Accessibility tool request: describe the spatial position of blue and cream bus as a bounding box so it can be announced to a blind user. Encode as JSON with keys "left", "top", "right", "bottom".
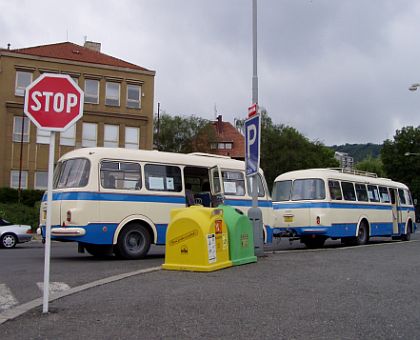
{"left": 38, "top": 147, "right": 273, "bottom": 259}
{"left": 270, "top": 168, "right": 416, "bottom": 248}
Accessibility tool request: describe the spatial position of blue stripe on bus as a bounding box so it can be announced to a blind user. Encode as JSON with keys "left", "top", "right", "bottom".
{"left": 44, "top": 191, "right": 273, "bottom": 207}
{"left": 44, "top": 191, "right": 186, "bottom": 204}
{"left": 268, "top": 221, "right": 404, "bottom": 239}
{"left": 224, "top": 199, "right": 272, "bottom": 207}
{"left": 271, "top": 202, "right": 413, "bottom": 211}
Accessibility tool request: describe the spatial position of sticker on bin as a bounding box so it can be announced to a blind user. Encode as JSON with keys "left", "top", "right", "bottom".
{"left": 215, "top": 220, "right": 223, "bottom": 234}
{"left": 207, "top": 234, "right": 216, "bottom": 263}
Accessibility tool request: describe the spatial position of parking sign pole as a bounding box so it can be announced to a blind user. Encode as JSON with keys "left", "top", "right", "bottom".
{"left": 42, "top": 131, "right": 55, "bottom": 313}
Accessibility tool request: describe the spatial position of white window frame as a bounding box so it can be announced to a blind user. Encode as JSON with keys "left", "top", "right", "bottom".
{"left": 127, "top": 84, "right": 141, "bottom": 109}
{"left": 105, "top": 82, "right": 120, "bottom": 106}
{"left": 10, "top": 170, "right": 28, "bottom": 189}
{"left": 35, "top": 171, "right": 48, "bottom": 190}
{"left": 15, "top": 71, "right": 33, "bottom": 96}
{"left": 125, "top": 126, "right": 139, "bottom": 149}
{"left": 13, "top": 116, "right": 30, "bottom": 143}
{"left": 60, "top": 124, "right": 76, "bottom": 146}
{"left": 36, "top": 128, "right": 51, "bottom": 144}
{"left": 104, "top": 124, "right": 119, "bottom": 148}
{"left": 82, "top": 122, "right": 98, "bottom": 147}
{"left": 84, "top": 79, "right": 99, "bottom": 104}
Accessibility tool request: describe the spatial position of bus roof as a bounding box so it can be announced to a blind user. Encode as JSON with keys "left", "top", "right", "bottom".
{"left": 57, "top": 147, "right": 258, "bottom": 173}
{"left": 274, "top": 168, "right": 408, "bottom": 189}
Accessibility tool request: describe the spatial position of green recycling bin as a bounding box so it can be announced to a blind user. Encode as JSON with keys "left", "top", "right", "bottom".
{"left": 219, "top": 205, "right": 257, "bottom": 266}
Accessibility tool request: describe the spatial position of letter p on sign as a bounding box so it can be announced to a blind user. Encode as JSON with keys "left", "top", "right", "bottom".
{"left": 245, "top": 114, "right": 261, "bottom": 177}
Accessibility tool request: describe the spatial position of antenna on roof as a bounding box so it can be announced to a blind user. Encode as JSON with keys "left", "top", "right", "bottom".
{"left": 214, "top": 103, "right": 217, "bottom": 120}
{"left": 83, "top": 35, "right": 87, "bottom": 43}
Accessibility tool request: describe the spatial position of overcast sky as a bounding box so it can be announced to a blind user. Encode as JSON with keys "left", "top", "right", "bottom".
{"left": 1, "top": 0, "right": 420, "bottom": 145}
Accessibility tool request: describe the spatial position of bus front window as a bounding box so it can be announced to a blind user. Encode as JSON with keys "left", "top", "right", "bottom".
{"left": 55, "top": 158, "right": 91, "bottom": 189}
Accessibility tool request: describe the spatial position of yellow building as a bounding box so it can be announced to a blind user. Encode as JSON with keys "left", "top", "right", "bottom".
{"left": 0, "top": 41, "right": 155, "bottom": 189}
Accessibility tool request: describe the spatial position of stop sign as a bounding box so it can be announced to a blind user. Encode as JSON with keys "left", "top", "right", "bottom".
{"left": 24, "top": 73, "right": 84, "bottom": 131}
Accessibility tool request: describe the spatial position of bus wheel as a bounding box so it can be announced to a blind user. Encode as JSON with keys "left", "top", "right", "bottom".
{"left": 356, "top": 222, "right": 369, "bottom": 245}
{"left": 302, "top": 236, "right": 326, "bottom": 249}
{"left": 115, "top": 223, "right": 151, "bottom": 260}
{"left": 84, "top": 244, "right": 113, "bottom": 257}
{"left": 401, "top": 225, "right": 412, "bottom": 241}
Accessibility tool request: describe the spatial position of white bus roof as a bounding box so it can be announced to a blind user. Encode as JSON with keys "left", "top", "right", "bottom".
{"left": 274, "top": 168, "right": 408, "bottom": 189}
{"left": 58, "top": 147, "right": 259, "bottom": 173}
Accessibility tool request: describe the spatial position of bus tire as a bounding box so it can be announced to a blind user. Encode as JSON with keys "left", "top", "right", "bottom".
{"left": 84, "top": 244, "right": 113, "bottom": 257}
{"left": 401, "top": 224, "right": 412, "bottom": 241}
{"left": 302, "top": 236, "right": 326, "bottom": 249}
{"left": 356, "top": 221, "right": 369, "bottom": 245}
{"left": 115, "top": 223, "right": 151, "bottom": 260}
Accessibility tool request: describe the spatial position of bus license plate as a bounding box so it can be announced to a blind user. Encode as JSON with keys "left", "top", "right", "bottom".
{"left": 284, "top": 216, "right": 293, "bottom": 223}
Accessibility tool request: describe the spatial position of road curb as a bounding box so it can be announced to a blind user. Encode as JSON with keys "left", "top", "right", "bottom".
{"left": 0, "top": 266, "right": 161, "bottom": 325}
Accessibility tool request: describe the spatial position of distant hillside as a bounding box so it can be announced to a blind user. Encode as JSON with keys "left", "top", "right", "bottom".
{"left": 330, "top": 143, "right": 382, "bottom": 163}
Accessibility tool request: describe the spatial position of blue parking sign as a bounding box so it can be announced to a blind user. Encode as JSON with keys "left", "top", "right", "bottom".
{"left": 245, "top": 114, "right": 261, "bottom": 176}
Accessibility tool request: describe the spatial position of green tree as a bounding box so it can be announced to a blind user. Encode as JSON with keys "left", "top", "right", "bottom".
{"left": 381, "top": 126, "right": 420, "bottom": 201}
{"left": 355, "top": 156, "right": 385, "bottom": 177}
{"left": 154, "top": 113, "right": 215, "bottom": 153}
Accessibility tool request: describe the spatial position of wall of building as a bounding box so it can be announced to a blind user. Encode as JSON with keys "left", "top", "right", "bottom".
{"left": 0, "top": 50, "right": 155, "bottom": 189}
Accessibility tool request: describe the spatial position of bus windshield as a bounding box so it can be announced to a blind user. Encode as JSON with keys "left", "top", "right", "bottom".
{"left": 54, "top": 158, "right": 90, "bottom": 189}
{"left": 291, "top": 178, "right": 325, "bottom": 200}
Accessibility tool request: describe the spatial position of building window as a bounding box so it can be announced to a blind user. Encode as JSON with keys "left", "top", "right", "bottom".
{"left": 35, "top": 172, "right": 48, "bottom": 190}
{"left": 10, "top": 170, "right": 27, "bottom": 189}
{"left": 60, "top": 124, "right": 76, "bottom": 146}
{"left": 13, "top": 116, "right": 30, "bottom": 143}
{"left": 127, "top": 84, "right": 141, "bottom": 109}
{"left": 82, "top": 123, "right": 97, "bottom": 147}
{"left": 104, "top": 124, "right": 119, "bottom": 148}
{"left": 218, "top": 143, "right": 225, "bottom": 149}
{"left": 84, "top": 79, "right": 99, "bottom": 104}
{"left": 15, "top": 71, "right": 33, "bottom": 96}
{"left": 210, "top": 143, "right": 217, "bottom": 150}
{"left": 37, "top": 128, "right": 51, "bottom": 144}
{"left": 106, "top": 82, "right": 120, "bottom": 106}
{"left": 125, "top": 127, "right": 139, "bottom": 149}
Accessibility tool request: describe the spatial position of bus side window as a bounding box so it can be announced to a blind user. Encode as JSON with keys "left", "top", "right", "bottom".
{"left": 247, "top": 174, "right": 266, "bottom": 198}
{"left": 390, "top": 188, "right": 396, "bottom": 204}
{"left": 355, "top": 183, "right": 368, "bottom": 202}
{"left": 341, "top": 181, "right": 356, "bottom": 201}
{"left": 328, "top": 180, "right": 342, "bottom": 200}
{"left": 367, "top": 185, "right": 380, "bottom": 202}
{"left": 398, "top": 189, "right": 407, "bottom": 205}
{"left": 378, "top": 186, "right": 390, "bottom": 203}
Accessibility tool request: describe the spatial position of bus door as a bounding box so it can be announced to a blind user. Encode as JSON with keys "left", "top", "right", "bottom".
{"left": 390, "top": 188, "right": 400, "bottom": 234}
{"left": 209, "top": 165, "right": 224, "bottom": 207}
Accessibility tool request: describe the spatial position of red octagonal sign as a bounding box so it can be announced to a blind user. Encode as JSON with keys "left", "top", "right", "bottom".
{"left": 24, "top": 73, "right": 84, "bottom": 131}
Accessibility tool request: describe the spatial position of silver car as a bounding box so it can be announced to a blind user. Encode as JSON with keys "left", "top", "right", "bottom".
{"left": 0, "top": 218, "right": 32, "bottom": 248}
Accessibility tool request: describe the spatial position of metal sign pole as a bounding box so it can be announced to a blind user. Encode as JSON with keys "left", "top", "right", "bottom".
{"left": 42, "top": 131, "right": 55, "bottom": 313}
{"left": 248, "top": 0, "right": 264, "bottom": 256}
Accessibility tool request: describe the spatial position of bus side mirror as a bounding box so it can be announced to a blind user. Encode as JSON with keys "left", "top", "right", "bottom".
{"left": 414, "top": 198, "right": 418, "bottom": 205}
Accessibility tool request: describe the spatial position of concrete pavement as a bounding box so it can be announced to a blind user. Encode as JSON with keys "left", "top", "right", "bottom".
{"left": 1, "top": 240, "right": 420, "bottom": 339}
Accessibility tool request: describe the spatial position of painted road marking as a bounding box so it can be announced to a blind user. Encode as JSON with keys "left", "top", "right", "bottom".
{"left": 37, "top": 282, "right": 71, "bottom": 294}
{"left": 0, "top": 284, "right": 18, "bottom": 312}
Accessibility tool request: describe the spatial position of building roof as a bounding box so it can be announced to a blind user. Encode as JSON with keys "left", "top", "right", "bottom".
{"left": 7, "top": 42, "right": 152, "bottom": 72}
{"left": 212, "top": 116, "right": 245, "bottom": 159}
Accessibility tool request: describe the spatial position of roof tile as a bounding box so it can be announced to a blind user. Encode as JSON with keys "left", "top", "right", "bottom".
{"left": 9, "top": 42, "right": 151, "bottom": 72}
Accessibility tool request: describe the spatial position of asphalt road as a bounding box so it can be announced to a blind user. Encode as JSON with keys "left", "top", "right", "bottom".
{"left": 1, "top": 235, "right": 420, "bottom": 339}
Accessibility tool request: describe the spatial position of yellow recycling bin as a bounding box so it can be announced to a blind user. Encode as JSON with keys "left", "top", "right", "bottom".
{"left": 162, "top": 206, "right": 232, "bottom": 272}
